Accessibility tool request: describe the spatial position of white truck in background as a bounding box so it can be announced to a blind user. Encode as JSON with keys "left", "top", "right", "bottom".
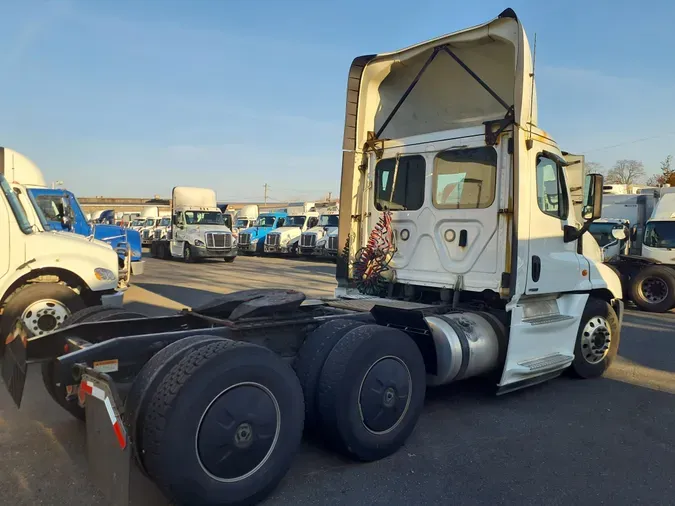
{"left": 150, "top": 186, "right": 237, "bottom": 262}
{"left": 299, "top": 210, "right": 339, "bottom": 258}
{"left": 580, "top": 186, "right": 675, "bottom": 312}
{"left": 234, "top": 204, "right": 259, "bottom": 231}
{"left": 0, "top": 170, "right": 123, "bottom": 349}
{"left": 264, "top": 202, "right": 319, "bottom": 255}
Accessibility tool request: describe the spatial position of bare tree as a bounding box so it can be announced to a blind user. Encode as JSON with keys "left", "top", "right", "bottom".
{"left": 645, "top": 155, "right": 673, "bottom": 186}
{"left": 605, "top": 159, "right": 645, "bottom": 184}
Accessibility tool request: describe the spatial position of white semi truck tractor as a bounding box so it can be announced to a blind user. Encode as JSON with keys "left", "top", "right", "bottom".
{"left": 150, "top": 186, "right": 237, "bottom": 262}
{"left": 0, "top": 171, "right": 124, "bottom": 352}
{"left": 5, "top": 9, "right": 623, "bottom": 506}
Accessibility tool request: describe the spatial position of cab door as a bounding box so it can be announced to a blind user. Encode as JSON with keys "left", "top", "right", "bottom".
{"left": 525, "top": 147, "right": 587, "bottom": 295}
{"left": 170, "top": 212, "right": 185, "bottom": 257}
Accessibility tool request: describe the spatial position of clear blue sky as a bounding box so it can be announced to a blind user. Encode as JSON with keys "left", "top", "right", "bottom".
{"left": 1, "top": 0, "right": 673, "bottom": 200}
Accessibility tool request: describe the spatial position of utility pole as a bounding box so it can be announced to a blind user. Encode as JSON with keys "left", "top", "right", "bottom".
{"left": 263, "top": 183, "right": 269, "bottom": 204}
{"left": 327, "top": 191, "right": 332, "bottom": 201}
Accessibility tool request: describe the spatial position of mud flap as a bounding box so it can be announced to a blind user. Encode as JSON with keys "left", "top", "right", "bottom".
{"left": 80, "top": 370, "right": 132, "bottom": 506}
{"left": 2, "top": 319, "right": 29, "bottom": 408}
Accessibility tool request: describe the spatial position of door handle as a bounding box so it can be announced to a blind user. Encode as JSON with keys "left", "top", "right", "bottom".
{"left": 531, "top": 256, "right": 541, "bottom": 282}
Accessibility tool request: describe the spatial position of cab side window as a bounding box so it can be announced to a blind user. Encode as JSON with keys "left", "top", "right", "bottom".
{"left": 276, "top": 217, "right": 285, "bottom": 227}
{"left": 536, "top": 155, "right": 568, "bottom": 219}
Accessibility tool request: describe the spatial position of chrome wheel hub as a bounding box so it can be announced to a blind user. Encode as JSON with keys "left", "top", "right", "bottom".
{"left": 21, "top": 299, "right": 70, "bottom": 336}
{"left": 580, "top": 316, "right": 611, "bottom": 365}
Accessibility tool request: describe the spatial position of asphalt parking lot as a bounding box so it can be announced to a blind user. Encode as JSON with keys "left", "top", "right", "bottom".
{"left": 1, "top": 255, "right": 674, "bottom": 506}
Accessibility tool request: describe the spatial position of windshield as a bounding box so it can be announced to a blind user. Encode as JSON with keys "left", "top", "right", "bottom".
{"left": 236, "top": 218, "right": 249, "bottom": 228}
{"left": 132, "top": 219, "right": 145, "bottom": 227}
{"left": 588, "top": 223, "right": 624, "bottom": 247}
{"left": 160, "top": 217, "right": 171, "bottom": 227}
{"left": 0, "top": 175, "right": 33, "bottom": 234}
{"left": 256, "top": 216, "right": 277, "bottom": 227}
{"left": 644, "top": 221, "right": 675, "bottom": 249}
{"left": 144, "top": 218, "right": 155, "bottom": 226}
{"left": 319, "top": 215, "right": 339, "bottom": 227}
{"left": 184, "top": 210, "right": 224, "bottom": 225}
{"left": 285, "top": 216, "right": 306, "bottom": 227}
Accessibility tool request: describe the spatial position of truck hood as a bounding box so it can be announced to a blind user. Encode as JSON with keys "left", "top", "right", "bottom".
{"left": 240, "top": 226, "right": 273, "bottom": 239}
{"left": 270, "top": 227, "right": 303, "bottom": 238}
{"left": 304, "top": 226, "right": 338, "bottom": 238}
{"left": 184, "top": 225, "right": 232, "bottom": 235}
{"left": 350, "top": 9, "right": 534, "bottom": 144}
{"left": 94, "top": 224, "right": 143, "bottom": 261}
{"left": 27, "top": 230, "right": 117, "bottom": 263}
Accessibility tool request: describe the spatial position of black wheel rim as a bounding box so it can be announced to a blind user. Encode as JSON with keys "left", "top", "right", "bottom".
{"left": 639, "top": 276, "right": 668, "bottom": 304}
{"left": 196, "top": 382, "right": 280, "bottom": 482}
{"left": 358, "top": 356, "right": 412, "bottom": 435}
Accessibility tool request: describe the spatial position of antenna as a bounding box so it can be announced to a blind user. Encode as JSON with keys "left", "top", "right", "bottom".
{"left": 527, "top": 33, "right": 537, "bottom": 148}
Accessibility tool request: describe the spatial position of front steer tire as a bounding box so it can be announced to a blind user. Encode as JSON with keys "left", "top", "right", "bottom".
{"left": 629, "top": 265, "right": 675, "bottom": 313}
{"left": 317, "top": 324, "right": 426, "bottom": 462}
{"left": 141, "top": 340, "right": 304, "bottom": 506}
{"left": 569, "top": 298, "right": 620, "bottom": 379}
{"left": 0, "top": 283, "right": 86, "bottom": 357}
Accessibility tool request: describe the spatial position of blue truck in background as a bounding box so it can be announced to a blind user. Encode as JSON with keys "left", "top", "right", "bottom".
{"left": 27, "top": 188, "right": 144, "bottom": 275}
{"left": 236, "top": 211, "right": 288, "bottom": 255}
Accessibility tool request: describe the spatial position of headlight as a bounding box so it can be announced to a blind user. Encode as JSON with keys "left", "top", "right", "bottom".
{"left": 251, "top": 238, "right": 259, "bottom": 244}
{"left": 194, "top": 239, "right": 205, "bottom": 247}
{"left": 94, "top": 268, "right": 116, "bottom": 281}
{"left": 281, "top": 237, "right": 290, "bottom": 245}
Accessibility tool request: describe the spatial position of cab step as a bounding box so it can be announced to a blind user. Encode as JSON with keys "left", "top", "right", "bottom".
{"left": 517, "top": 352, "right": 574, "bottom": 372}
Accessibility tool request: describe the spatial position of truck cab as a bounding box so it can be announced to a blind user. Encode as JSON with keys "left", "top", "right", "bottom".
{"left": 264, "top": 205, "right": 319, "bottom": 255}
{"left": 335, "top": 8, "right": 622, "bottom": 388}
{"left": 237, "top": 212, "right": 288, "bottom": 255}
{"left": 149, "top": 187, "right": 237, "bottom": 263}
{"left": 0, "top": 172, "right": 123, "bottom": 344}
{"left": 1, "top": 148, "right": 144, "bottom": 276}
{"left": 299, "top": 212, "right": 339, "bottom": 256}
{"left": 588, "top": 219, "right": 631, "bottom": 262}
{"left": 153, "top": 216, "right": 172, "bottom": 241}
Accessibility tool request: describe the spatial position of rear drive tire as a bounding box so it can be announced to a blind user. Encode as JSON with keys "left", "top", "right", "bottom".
{"left": 141, "top": 340, "right": 304, "bottom": 506}
{"left": 41, "top": 308, "right": 147, "bottom": 420}
{"left": 569, "top": 298, "right": 620, "bottom": 379}
{"left": 294, "top": 319, "right": 367, "bottom": 431}
{"left": 124, "top": 334, "right": 228, "bottom": 473}
{"left": 629, "top": 265, "right": 675, "bottom": 313}
{"left": 317, "top": 324, "right": 426, "bottom": 462}
{"left": 0, "top": 283, "right": 85, "bottom": 356}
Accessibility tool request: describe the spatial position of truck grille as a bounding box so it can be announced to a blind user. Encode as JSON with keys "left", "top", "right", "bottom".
{"left": 266, "top": 233, "right": 280, "bottom": 246}
{"left": 300, "top": 233, "right": 316, "bottom": 248}
{"left": 154, "top": 229, "right": 162, "bottom": 239}
{"left": 327, "top": 236, "right": 338, "bottom": 252}
{"left": 239, "top": 232, "right": 251, "bottom": 245}
{"left": 143, "top": 230, "right": 151, "bottom": 240}
{"left": 206, "top": 232, "right": 232, "bottom": 249}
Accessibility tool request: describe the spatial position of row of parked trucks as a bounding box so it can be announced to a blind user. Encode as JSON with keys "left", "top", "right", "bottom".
{"left": 0, "top": 9, "right": 642, "bottom": 506}
{"left": 145, "top": 194, "right": 341, "bottom": 263}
